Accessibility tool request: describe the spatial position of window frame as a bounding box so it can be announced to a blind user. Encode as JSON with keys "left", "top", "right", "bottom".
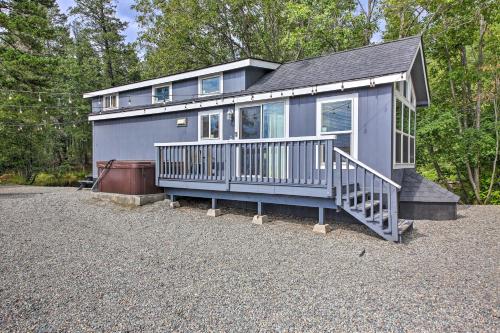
{"left": 198, "top": 73, "right": 223, "bottom": 97}
{"left": 234, "top": 99, "right": 290, "bottom": 140}
{"left": 151, "top": 83, "right": 172, "bottom": 104}
{"left": 393, "top": 78, "right": 417, "bottom": 169}
{"left": 103, "top": 93, "right": 119, "bottom": 110}
{"left": 198, "top": 109, "right": 223, "bottom": 141}
{"left": 316, "top": 93, "right": 358, "bottom": 159}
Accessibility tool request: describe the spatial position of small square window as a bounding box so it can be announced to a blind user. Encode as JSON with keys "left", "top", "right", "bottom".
{"left": 153, "top": 85, "right": 170, "bottom": 103}
{"left": 200, "top": 75, "right": 221, "bottom": 95}
{"left": 103, "top": 94, "right": 118, "bottom": 109}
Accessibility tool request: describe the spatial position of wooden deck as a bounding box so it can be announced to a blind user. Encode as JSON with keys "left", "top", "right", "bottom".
{"left": 154, "top": 137, "right": 404, "bottom": 241}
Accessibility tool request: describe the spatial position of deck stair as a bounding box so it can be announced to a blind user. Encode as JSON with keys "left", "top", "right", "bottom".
{"left": 334, "top": 148, "right": 413, "bottom": 242}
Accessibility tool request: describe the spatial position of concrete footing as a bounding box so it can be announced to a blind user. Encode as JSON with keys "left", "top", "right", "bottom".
{"left": 252, "top": 215, "right": 269, "bottom": 225}
{"left": 91, "top": 192, "right": 165, "bottom": 207}
{"left": 313, "top": 224, "right": 332, "bottom": 234}
{"left": 207, "top": 208, "right": 222, "bottom": 217}
{"left": 168, "top": 200, "right": 180, "bottom": 209}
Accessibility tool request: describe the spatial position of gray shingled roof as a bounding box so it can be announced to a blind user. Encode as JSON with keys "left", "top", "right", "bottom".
{"left": 400, "top": 169, "right": 460, "bottom": 203}
{"left": 246, "top": 36, "right": 422, "bottom": 93}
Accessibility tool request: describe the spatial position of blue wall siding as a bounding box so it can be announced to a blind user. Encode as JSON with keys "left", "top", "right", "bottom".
{"left": 119, "top": 87, "right": 151, "bottom": 108}
{"left": 288, "top": 85, "right": 393, "bottom": 177}
{"left": 92, "top": 106, "right": 234, "bottom": 177}
{"left": 289, "top": 94, "right": 316, "bottom": 137}
{"left": 357, "top": 85, "right": 393, "bottom": 177}
{"left": 90, "top": 67, "right": 270, "bottom": 111}
{"left": 92, "top": 85, "right": 393, "bottom": 178}
{"left": 91, "top": 87, "right": 152, "bottom": 112}
{"left": 172, "top": 78, "right": 198, "bottom": 102}
{"left": 91, "top": 97, "right": 100, "bottom": 113}
{"left": 223, "top": 69, "right": 246, "bottom": 93}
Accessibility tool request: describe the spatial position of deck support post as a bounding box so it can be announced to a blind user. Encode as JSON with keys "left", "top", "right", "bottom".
{"left": 313, "top": 207, "right": 332, "bottom": 234}
{"left": 252, "top": 201, "right": 268, "bottom": 225}
{"left": 318, "top": 207, "right": 324, "bottom": 225}
{"left": 168, "top": 194, "right": 180, "bottom": 209}
{"left": 207, "top": 198, "right": 222, "bottom": 217}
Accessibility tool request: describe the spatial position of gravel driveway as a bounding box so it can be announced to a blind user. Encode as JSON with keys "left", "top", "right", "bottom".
{"left": 0, "top": 186, "right": 498, "bottom": 332}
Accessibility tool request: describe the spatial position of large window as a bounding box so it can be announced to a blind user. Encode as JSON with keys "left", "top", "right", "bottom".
{"left": 198, "top": 110, "right": 222, "bottom": 140}
{"left": 238, "top": 101, "right": 286, "bottom": 139}
{"left": 103, "top": 94, "right": 118, "bottom": 110}
{"left": 152, "top": 84, "right": 171, "bottom": 103}
{"left": 316, "top": 94, "right": 357, "bottom": 157}
{"left": 394, "top": 78, "right": 416, "bottom": 167}
{"left": 199, "top": 74, "right": 222, "bottom": 96}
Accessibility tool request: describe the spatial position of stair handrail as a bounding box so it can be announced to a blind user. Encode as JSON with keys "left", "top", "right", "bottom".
{"left": 334, "top": 147, "right": 401, "bottom": 190}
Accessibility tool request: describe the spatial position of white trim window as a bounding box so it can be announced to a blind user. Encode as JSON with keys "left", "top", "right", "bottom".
{"left": 198, "top": 73, "right": 223, "bottom": 96}
{"left": 316, "top": 93, "right": 358, "bottom": 159}
{"left": 103, "top": 93, "right": 118, "bottom": 110}
{"left": 198, "top": 110, "right": 223, "bottom": 140}
{"left": 394, "top": 78, "right": 416, "bottom": 168}
{"left": 235, "top": 99, "right": 289, "bottom": 140}
{"left": 152, "top": 83, "right": 172, "bottom": 103}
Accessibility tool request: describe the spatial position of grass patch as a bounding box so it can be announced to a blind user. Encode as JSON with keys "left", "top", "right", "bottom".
{"left": 0, "top": 171, "right": 87, "bottom": 187}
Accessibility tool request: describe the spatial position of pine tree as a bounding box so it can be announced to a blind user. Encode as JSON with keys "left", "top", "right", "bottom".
{"left": 0, "top": 0, "right": 70, "bottom": 177}
{"left": 70, "top": 0, "right": 140, "bottom": 87}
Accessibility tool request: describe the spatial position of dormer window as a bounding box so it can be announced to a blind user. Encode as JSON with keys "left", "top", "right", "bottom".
{"left": 199, "top": 74, "right": 222, "bottom": 96}
{"left": 103, "top": 93, "right": 118, "bottom": 110}
{"left": 152, "top": 84, "right": 171, "bottom": 103}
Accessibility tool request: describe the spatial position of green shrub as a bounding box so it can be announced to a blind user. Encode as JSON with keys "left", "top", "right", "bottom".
{"left": 0, "top": 173, "right": 26, "bottom": 185}
{"left": 32, "top": 171, "right": 87, "bottom": 187}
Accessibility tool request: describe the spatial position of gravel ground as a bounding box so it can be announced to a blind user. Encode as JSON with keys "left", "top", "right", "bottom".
{"left": 0, "top": 186, "right": 498, "bottom": 332}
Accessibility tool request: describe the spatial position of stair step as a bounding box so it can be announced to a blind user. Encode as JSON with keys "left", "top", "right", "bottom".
{"left": 368, "top": 210, "right": 389, "bottom": 223}
{"left": 398, "top": 219, "right": 414, "bottom": 234}
{"left": 383, "top": 219, "right": 414, "bottom": 235}
{"left": 342, "top": 191, "right": 363, "bottom": 200}
{"left": 351, "top": 200, "right": 380, "bottom": 213}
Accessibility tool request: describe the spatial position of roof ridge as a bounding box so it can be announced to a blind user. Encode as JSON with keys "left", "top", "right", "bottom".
{"left": 279, "top": 35, "right": 422, "bottom": 66}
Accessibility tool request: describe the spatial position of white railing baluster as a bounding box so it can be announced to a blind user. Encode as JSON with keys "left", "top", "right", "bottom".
{"left": 354, "top": 165, "right": 358, "bottom": 208}
{"left": 379, "top": 179, "right": 384, "bottom": 225}
{"left": 361, "top": 169, "right": 366, "bottom": 216}
{"left": 370, "top": 173, "right": 374, "bottom": 220}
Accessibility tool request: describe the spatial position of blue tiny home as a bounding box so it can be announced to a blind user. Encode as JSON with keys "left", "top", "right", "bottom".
{"left": 85, "top": 36, "right": 459, "bottom": 242}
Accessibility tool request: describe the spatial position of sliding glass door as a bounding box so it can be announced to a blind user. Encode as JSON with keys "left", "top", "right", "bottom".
{"left": 237, "top": 101, "right": 287, "bottom": 179}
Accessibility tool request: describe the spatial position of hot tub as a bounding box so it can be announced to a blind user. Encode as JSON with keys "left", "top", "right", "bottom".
{"left": 96, "top": 160, "right": 161, "bottom": 195}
